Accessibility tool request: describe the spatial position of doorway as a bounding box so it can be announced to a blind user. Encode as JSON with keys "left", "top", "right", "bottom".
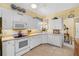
{"left": 0, "top": 17, "right": 2, "bottom": 56}
{"left": 63, "top": 18, "right": 75, "bottom": 48}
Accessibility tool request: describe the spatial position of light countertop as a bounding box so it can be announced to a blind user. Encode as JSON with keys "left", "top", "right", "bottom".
{"left": 2, "top": 32, "right": 49, "bottom": 42}
{"left": 2, "top": 31, "right": 63, "bottom": 42}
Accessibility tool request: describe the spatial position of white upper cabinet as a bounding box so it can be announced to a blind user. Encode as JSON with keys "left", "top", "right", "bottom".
{"left": 1, "top": 8, "right": 41, "bottom": 30}
{"left": 2, "top": 9, "right": 14, "bottom": 30}
{"left": 14, "top": 14, "right": 34, "bottom": 29}
{"left": 24, "top": 15, "right": 33, "bottom": 29}
{"left": 48, "top": 19, "right": 63, "bottom": 29}
{"left": 22, "top": 15, "right": 41, "bottom": 29}
{"left": 13, "top": 12, "right": 23, "bottom": 23}
{"left": 26, "top": 15, "right": 34, "bottom": 29}
{"left": 12, "top": 12, "right": 33, "bottom": 29}
{"left": 13, "top": 13, "right": 25, "bottom": 29}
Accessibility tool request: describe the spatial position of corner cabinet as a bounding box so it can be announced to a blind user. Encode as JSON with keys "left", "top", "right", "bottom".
{"left": 41, "top": 34, "right": 48, "bottom": 43}
{"left": 2, "top": 40, "right": 15, "bottom": 56}
{"left": 30, "top": 35, "right": 41, "bottom": 49}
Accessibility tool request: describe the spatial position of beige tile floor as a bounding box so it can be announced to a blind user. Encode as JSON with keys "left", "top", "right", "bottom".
{"left": 23, "top": 44, "right": 74, "bottom": 56}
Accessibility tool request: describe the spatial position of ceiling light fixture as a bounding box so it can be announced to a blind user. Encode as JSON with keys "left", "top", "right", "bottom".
{"left": 31, "top": 4, "right": 37, "bottom": 9}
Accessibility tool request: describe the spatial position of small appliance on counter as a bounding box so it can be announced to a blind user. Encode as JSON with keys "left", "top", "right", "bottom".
{"left": 27, "top": 29, "right": 32, "bottom": 34}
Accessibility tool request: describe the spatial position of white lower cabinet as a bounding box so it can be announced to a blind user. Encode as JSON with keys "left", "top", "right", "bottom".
{"left": 30, "top": 33, "right": 63, "bottom": 50}
{"left": 38, "top": 35, "right": 42, "bottom": 44}
{"left": 41, "top": 34, "right": 48, "bottom": 43}
{"left": 30, "top": 34, "right": 49, "bottom": 49}
{"left": 52, "top": 35, "right": 63, "bottom": 47}
{"left": 2, "top": 40, "right": 15, "bottom": 56}
{"left": 30, "top": 37, "right": 36, "bottom": 49}
{"left": 48, "top": 34, "right": 64, "bottom": 47}
{"left": 30, "top": 35, "right": 42, "bottom": 49}
{"left": 30, "top": 35, "right": 41, "bottom": 49}
{"left": 2, "top": 33, "right": 64, "bottom": 56}
{"left": 48, "top": 34, "right": 53, "bottom": 44}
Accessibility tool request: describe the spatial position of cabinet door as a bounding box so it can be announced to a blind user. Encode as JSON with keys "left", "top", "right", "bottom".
{"left": 30, "top": 35, "right": 41, "bottom": 49}
{"left": 30, "top": 37, "right": 36, "bottom": 49}
{"left": 48, "top": 35, "right": 53, "bottom": 44}
{"left": 34, "top": 35, "right": 41, "bottom": 46}
{"left": 48, "top": 34, "right": 63, "bottom": 47}
{"left": 37, "top": 35, "right": 42, "bottom": 45}
{"left": 42, "top": 34, "right": 48, "bottom": 43}
{"left": 48, "top": 19, "right": 63, "bottom": 29}
{"left": 13, "top": 13, "right": 23, "bottom": 25}
{"left": 25, "top": 15, "right": 33, "bottom": 29}
{"left": 2, "top": 9, "right": 13, "bottom": 30}
{"left": 22, "top": 15, "right": 29, "bottom": 29}
{"left": 52, "top": 35, "right": 63, "bottom": 47}
{"left": 2, "top": 40, "right": 15, "bottom": 56}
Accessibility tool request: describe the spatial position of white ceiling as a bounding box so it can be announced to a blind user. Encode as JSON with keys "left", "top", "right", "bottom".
{"left": 14, "top": 3, "right": 79, "bottom": 16}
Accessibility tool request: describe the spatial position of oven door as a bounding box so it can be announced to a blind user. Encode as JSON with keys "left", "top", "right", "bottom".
{"left": 15, "top": 38, "right": 29, "bottom": 53}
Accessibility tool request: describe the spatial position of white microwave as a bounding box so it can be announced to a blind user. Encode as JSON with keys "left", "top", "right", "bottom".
{"left": 13, "top": 23, "right": 26, "bottom": 29}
